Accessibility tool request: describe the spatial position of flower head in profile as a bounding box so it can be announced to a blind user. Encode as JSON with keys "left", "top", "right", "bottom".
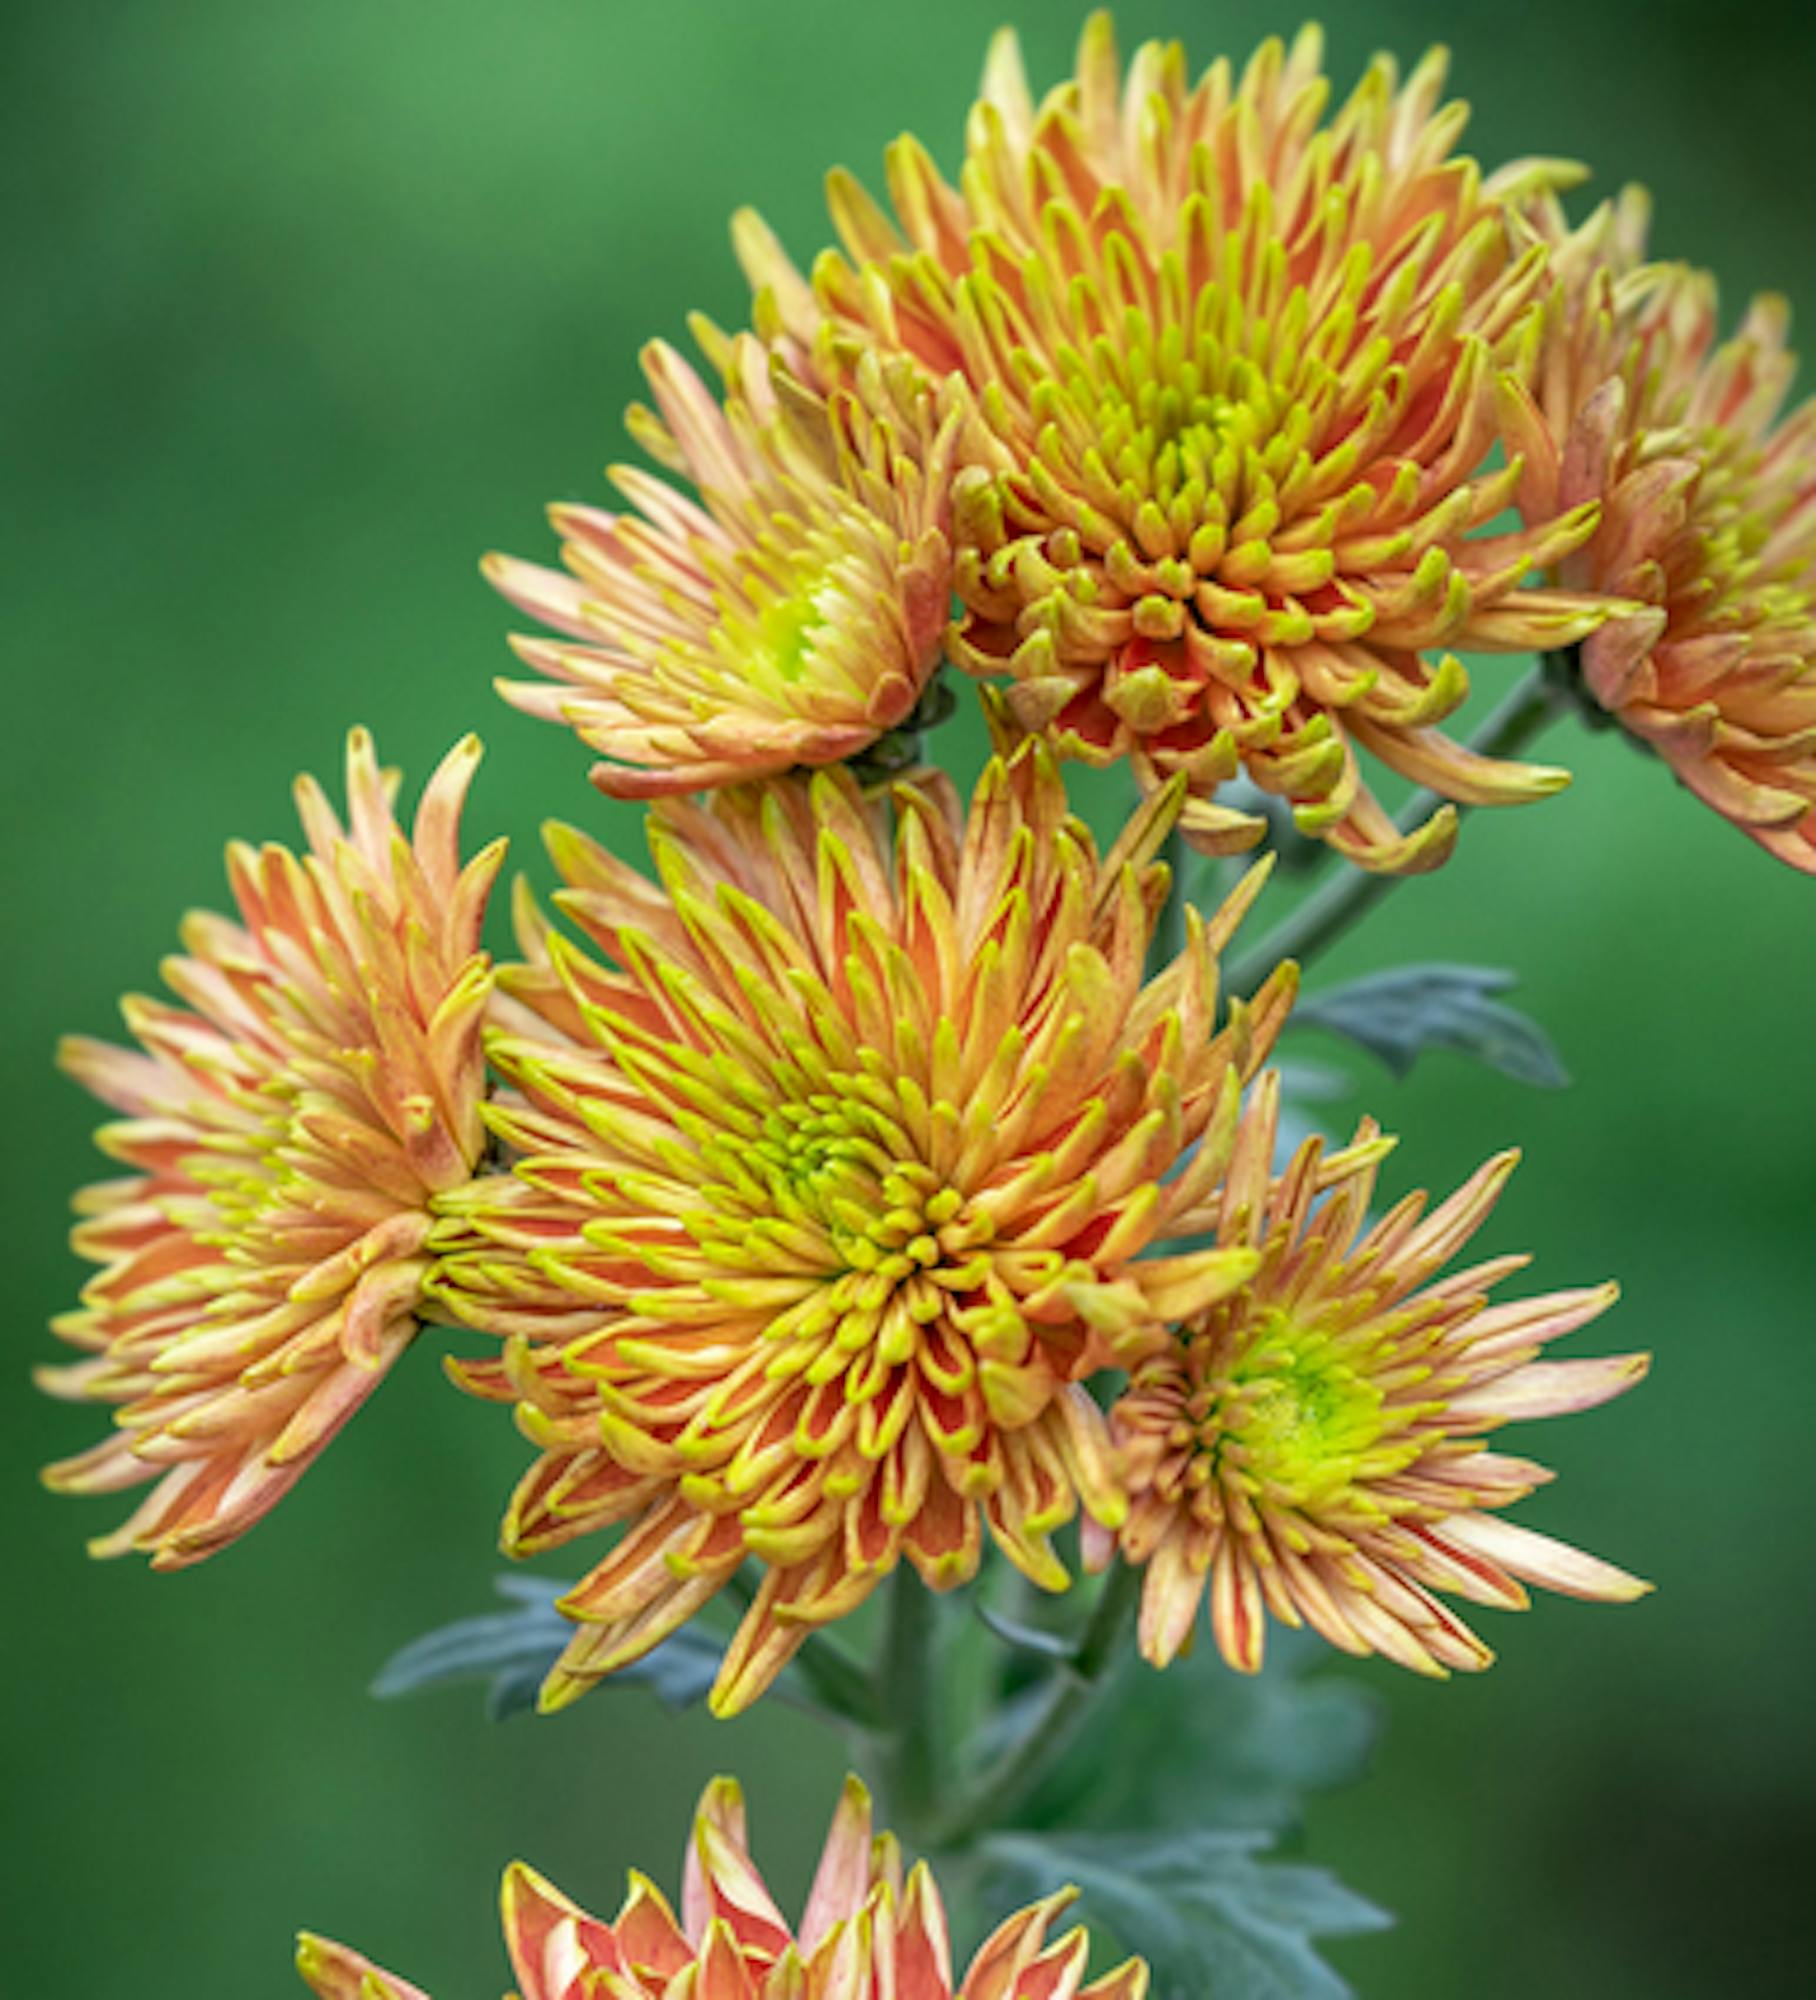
{"left": 39, "top": 731, "right": 503, "bottom": 1567}
{"left": 737, "top": 14, "right": 1617, "bottom": 870}
{"left": 1088, "top": 1074, "right": 1650, "bottom": 1676}
{"left": 297, "top": 1774, "right": 1147, "bottom": 1999}
{"left": 433, "top": 741, "right": 1292, "bottom": 1714}
{"left": 485, "top": 333, "right": 961, "bottom": 798}
{"left": 1501, "top": 187, "right": 1816, "bottom": 870}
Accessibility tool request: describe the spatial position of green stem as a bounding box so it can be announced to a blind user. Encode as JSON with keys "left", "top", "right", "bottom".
{"left": 876, "top": 1565, "right": 943, "bottom": 1836}
{"left": 927, "top": 1560, "right": 1143, "bottom": 1848}
{"left": 1074, "top": 1554, "right": 1144, "bottom": 1679}
{"left": 1224, "top": 658, "right": 1572, "bottom": 997}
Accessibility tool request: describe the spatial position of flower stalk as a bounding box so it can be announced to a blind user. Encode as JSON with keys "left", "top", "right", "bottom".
{"left": 876, "top": 1566, "right": 945, "bottom": 1838}
{"left": 1226, "top": 659, "right": 1578, "bottom": 1000}
{"left": 924, "top": 1559, "right": 1147, "bottom": 1851}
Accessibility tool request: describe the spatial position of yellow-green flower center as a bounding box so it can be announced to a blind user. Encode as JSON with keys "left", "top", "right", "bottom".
{"left": 752, "top": 1101, "right": 881, "bottom": 1201}
{"left": 1094, "top": 372, "right": 1236, "bottom": 505}
{"left": 1035, "top": 333, "right": 1296, "bottom": 532}
{"left": 754, "top": 587, "right": 826, "bottom": 685}
{"left": 1193, "top": 1310, "right": 1405, "bottom": 1509}
{"left": 744, "top": 1099, "right": 969, "bottom": 1270}
{"left": 706, "top": 553, "right": 841, "bottom": 700}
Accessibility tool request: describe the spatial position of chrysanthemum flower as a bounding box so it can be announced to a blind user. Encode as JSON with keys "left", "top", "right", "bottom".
{"left": 735, "top": 14, "right": 1617, "bottom": 870}
{"left": 297, "top": 1774, "right": 1146, "bottom": 1999}
{"left": 1085, "top": 1074, "right": 1649, "bottom": 1676}
{"left": 1500, "top": 187, "right": 1816, "bottom": 871}
{"left": 38, "top": 731, "right": 503, "bottom": 1567}
{"left": 432, "top": 741, "right": 1293, "bottom": 1713}
{"left": 484, "top": 332, "right": 961, "bottom": 798}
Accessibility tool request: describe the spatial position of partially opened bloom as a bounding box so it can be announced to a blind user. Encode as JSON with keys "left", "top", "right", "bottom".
{"left": 433, "top": 741, "right": 1293, "bottom": 1713}
{"left": 38, "top": 731, "right": 503, "bottom": 1566}
{"left": 1088, "top": 1074, "right": 1649, "bottom": 1676}
{"left": 1501, "top": 187, "right": 1816, "bottom": 870}
{"left": 737, "top": 14, "right": 1615, "bottom": 870}
{"left": 485, "top": 334, "right": 961, "bottom": 798}
{"left": 297, "top": 1774, "right": 1147, "bottom": 1999}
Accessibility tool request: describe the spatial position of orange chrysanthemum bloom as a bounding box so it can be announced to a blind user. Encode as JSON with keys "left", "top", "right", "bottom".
{"left": 736, "top": 14, "right": 1617, "bottom": 870}
{"left": 432, "top": 742, "right": 1293, "bottom": 1714}
{"left": 38, "top": 731, "right": 503, "bottom": 1567}
{"left": 1501, "top": 188, "right": 1816, "bottom": 871}
{"left": 297, "top": 1774, "right": 1146, "bottom": 2000}
{"left": 1085, "top": 1075, "right": 1650, "bottom": 1676}
{"left": 484, "top": 334, "right": 961, "bottom": 798}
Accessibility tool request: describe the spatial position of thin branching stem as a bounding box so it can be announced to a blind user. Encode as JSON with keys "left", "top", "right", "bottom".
{"left": 1224, "top": 656, "right": 1575, "bottom": 998}
{"left": 926, "top": 1560, "right": 1144, "bottom": 1849}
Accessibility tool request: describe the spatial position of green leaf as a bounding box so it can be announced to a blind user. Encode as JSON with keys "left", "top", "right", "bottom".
{"left": 371, "top": 1576, "right": 722, "bottom": 1719}
{"left": 1294, "top": 962, "right": 1568, "bottom": 1088}
{"left": 980, "top": 1827, "right": 1389, "bottom": 2000}
{"left": 1014, "top": 1633, "right": 1380, "bottom": 1838}
{"left": 973, "top": 1599, "right": 1083, "bottom": 1664}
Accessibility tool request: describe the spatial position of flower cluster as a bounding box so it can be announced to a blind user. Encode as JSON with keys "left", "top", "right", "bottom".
{"left": 39, "top": 732, "right": 501, "bottom": 1566}
{"left": 47, "top": 18, "right": 1810, "bottom": 1996}
{"left": 481, "top": 13, "right": 1816, "bottom": 872}
{"left": 36, "top": 13, "right": 1700, "bottom": 1710}
{"left": 297, "top": 1776, "right": 1147, "bottom": 2000}
{"left": 737, "top": 17, "right": 1613, "bottom": 870}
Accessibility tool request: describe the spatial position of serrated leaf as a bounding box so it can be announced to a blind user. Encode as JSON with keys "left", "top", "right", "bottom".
{"left": 1014, "top": 1633, "right": 1380, "bottom": 1838}
{"left": 981, "top": 1828, "right": 1389, "bottom": 2000}
{"left": 371, "top": 1576, "right": 722, "bottom": 1718}
{"left": 1294, "top": 962, "right": 1568, "bottom": 1088}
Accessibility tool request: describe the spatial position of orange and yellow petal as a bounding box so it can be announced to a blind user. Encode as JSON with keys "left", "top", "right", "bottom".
{"left": 300, "top": 1778, "right": 1146, "bottom": 1999}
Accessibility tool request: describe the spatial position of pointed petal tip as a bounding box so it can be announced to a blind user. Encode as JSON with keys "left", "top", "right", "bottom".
{"left": 536, "top": 1668, "right": 587, "bottom": 1716}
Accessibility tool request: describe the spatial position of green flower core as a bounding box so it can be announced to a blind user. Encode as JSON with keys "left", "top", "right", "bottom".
{"left": 754, "top": 587, "right": 828, "bottom": 685}
{"left": 1197, "top": 1309, "right": 1411, "bottom": 1508}
{"left": 708, "top": 1091, "right": 988, "bottom": 1291}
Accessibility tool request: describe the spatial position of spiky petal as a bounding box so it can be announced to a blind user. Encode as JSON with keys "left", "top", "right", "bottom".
{"left": 39, "top": 731, "right": 504, "bottom": 1567}
{"left": 299, "top": 1775, "right": 1147, "bottom": 2000}
{"left": 431, "top": 741, "right": 1292, "bottom": 1714}
{"left": 1501, "top": 186, "right": 1816, "bottom": 870}
{"left": 295, "top": 1936, "right": 426, "bottom": 2000}
{"left": 1087, "top": 1075, "right": 1649, "bottom": 1677}
{"left": 737, "top": 14, "right": 1617, "bottom": 870}
{"left": 485, "top": 334, "right": 961, "bottom": 797}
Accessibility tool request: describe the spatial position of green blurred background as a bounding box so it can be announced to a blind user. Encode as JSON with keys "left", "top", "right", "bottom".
{"left": 6, "top": 1, "right": 1815, "bottom": 1992}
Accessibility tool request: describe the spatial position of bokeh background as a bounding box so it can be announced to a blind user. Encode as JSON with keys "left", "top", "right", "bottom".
{"left": 6, "top": 1, "right": 1815, "bottom": 1993}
